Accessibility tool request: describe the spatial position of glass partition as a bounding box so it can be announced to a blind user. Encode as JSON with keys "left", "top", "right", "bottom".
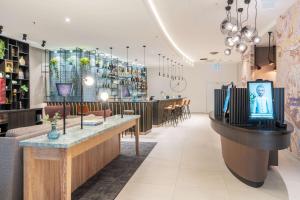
{"left": 47, "top": 48, "right": 147, "bottom": 102}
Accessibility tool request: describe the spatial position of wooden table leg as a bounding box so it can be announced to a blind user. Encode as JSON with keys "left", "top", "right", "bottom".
{"left": 135, "top": 119, "right": 140, "bottom": 156}
{"left": 60, "top": 149, "right": 72, "bottom": 200}
{"left": 24, "top": 148, "right": 34, "bottom": 200}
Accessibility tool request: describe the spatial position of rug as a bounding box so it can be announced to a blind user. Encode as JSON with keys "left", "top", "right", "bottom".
{"left": 72, "top": 141, "right": 157, "bottom": 200}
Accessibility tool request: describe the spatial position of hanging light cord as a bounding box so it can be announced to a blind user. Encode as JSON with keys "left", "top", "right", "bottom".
{"left": 158, "top": 54, "right": 161, "bottom": 76}
{"left": 236, "top": 0, "right": 238, "bottom": 27}
{"left": 126, "top": 46, "right": 129, "bottom": 72}
{"left": 255, "top": 0, "right": 257, "bottom": 30}
{"left": 162, "top": 56, "right": 165, "bottom": 77}
{"left": 268, "top": 32, "right": 272, "bottom": 63}
{"left": 242, "top": 3, "right": 250, "bottom": 26}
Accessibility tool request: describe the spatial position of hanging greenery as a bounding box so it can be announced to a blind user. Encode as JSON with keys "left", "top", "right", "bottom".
{"left": 80, "top": 57, "right": 90, "bottom": 74}
{"left": 50, "top": 58, "right": 59, "bottom": 79}
{"left": 0, "top": 39, "right": 5, "bottom": 59}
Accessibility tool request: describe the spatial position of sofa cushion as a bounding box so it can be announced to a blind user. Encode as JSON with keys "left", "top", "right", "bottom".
{"left": 88, "top": 109, "right": 112, "bottom": 117}
{"left": 5, "top": 115, "right": 98, "bottom": 138}
{"left": 45, "top": 105, "right": 71, "bottom": 118}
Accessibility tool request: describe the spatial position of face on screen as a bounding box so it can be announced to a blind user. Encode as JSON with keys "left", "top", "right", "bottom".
{"left": 249, "top": 82, "right": 274, "bottom": 120}
{"left": 256, "top": 85, "right": 265, "bottom": 97}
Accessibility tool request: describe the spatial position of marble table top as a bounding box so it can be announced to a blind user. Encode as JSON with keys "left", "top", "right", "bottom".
{"left": 19, "top": 115, "right": 140, "bottom": 149}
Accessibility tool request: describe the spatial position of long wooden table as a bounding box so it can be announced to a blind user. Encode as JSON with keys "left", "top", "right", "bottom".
{"left": 20, "top": 115, "right": 140, "bottom": 200}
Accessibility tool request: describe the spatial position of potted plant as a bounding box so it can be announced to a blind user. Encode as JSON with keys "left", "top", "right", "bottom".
{"left": 20, "top": 84, "right": 29, "bottom": 99}
{"left": 50, "top": 58, "right": 59, "bottom": 79}
{"left": 0, "top": 39, "right": 5, "bottom": 59}
{"left": 43, "top": 112, "right": 61, "bottom": 140}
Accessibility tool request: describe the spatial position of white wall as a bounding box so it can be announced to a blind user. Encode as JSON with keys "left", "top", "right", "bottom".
{"left": 147, "top": 62, "right": 239, "bottom": 113}
{"left": 29, "top": 47, "right": 46, "bottom": 107}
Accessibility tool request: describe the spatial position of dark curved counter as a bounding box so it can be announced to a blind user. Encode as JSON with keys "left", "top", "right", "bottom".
{"left": 209, "top": 112, "right": 293, "bottom": 187}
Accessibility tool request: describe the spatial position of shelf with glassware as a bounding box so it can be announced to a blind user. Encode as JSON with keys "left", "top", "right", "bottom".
{"left": 47, "top": 48, "right": 147, "bottom": 102}
{"left": 0, "top": 35, "right": 30, "bottom": 110}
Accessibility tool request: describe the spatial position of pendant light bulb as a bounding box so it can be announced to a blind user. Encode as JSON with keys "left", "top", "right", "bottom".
{"left": 225, "top": 37, "right": 235, "bottom": 47}
{"left": 224, "top": 49, "right": 231, "bottom": 56}
{"left": 241, "top": 26, "right": 258, "bottom": 42}
{"left": 220, "top": 18, "right": 238, "bottom": 35}
{"left": 236, "top": 42, "right": 248, "bottom": 54}
{"left": 232, "top": 34, "right": 241, "bottom": 45}
{"left": 253, "top": 36, "right": 261, "bottom": 44}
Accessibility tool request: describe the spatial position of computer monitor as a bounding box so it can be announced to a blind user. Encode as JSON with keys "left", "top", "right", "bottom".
{"left": 247, "top": 80, "right": 274, "bottom": 120}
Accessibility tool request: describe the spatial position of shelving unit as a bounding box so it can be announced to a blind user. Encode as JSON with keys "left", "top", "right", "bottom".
{"left": 47, "top": 48, "right": 147, "bottom": 102}
{"left": 0, "top": 35, "right": 30, "bottom": 110}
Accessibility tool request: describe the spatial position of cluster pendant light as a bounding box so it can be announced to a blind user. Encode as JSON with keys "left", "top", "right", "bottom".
{"left": 157, "top": 52, "right": 185, "bottom": 82}
{"left": 221, "top": 0, "right": 260, "bottom": 55}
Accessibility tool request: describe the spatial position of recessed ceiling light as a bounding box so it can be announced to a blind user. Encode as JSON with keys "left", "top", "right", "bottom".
{"left": 65, "top": 17, "right": 71, "bottom": 23}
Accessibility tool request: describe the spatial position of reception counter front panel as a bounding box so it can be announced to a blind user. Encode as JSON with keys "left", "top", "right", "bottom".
{"left": 210, "top": 113, "right": 293, "bottom": 187}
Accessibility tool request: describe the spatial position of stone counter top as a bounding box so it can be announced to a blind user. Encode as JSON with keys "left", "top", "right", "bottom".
{"left": 19, "top": 115, "right": 140, "bottom": 149}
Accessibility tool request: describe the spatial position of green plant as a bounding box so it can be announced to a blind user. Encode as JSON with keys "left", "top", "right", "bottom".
{"left": 50, "top": 58, "right": 59, "bottom": 79}
{"left": 43, "top": 112, "right": 61, "bottom": 124}
{"left": 80, "top": 57, "right": 90, "bottom": 73}
{"left": 80, "top": 57, "right": 90, "bottom": 65}
{"left": 0, "top": 39, "right": 5, "bottom": 59}
{"left": 20, "top": 85, "right": 29, "bottom": 93}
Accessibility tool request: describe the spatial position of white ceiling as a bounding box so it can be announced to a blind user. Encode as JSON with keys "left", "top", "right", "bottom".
{"left": 151, "top": 0, "right": 295, "bottom": 64}
{"left": 0, "top": 0, "right": 296, "bottom": 66}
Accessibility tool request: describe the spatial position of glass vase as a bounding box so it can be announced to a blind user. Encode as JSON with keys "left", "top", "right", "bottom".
{"left": 47, "top": 122, "right": 60, "bottom": 140}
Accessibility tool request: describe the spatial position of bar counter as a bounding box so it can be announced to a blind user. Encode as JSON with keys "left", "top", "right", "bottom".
{"left": 152, "top": 98, "right": 184, "bottom": 126}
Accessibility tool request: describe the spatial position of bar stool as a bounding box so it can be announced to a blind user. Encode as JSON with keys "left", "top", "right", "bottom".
{"left": 175, "top": 99, "right": 185, "bottom": 122}
{"left": 163, "top": 104, "right": 172, "bottom": 125}
{"left": 182, "top": 99, "right": 189, "bottom": 119}
{"left": 164, "top": 103, "right": 177, "bottom": 127}
{"left": 186, "top": 99, "right": 191, "bottom": 118}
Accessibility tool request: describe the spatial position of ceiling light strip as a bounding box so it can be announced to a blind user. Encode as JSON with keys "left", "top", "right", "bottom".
{"left": 147, "top": 0, "right": 194, "bottom": 65}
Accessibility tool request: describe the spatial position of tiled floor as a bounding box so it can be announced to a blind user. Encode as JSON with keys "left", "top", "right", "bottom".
{"left": 116, "top": 114, "right": 300, "bottom": 200}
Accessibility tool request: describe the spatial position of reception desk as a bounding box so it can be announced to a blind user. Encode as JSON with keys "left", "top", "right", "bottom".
{"left": 209, "top": 112, "right": 293, "bottom": 187}
{"left": 20, "top": 115, "right": 140, "bottom": 200}
{"left": 152, "top": 98, "right": 183, "bottom": 125}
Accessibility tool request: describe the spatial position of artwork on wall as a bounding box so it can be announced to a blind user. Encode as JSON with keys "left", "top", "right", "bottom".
{"left": 276, "top": 0, "right": 300, "bottom": 156}
{"left": 4, "top": 60, "right": 13, "bottom": 73}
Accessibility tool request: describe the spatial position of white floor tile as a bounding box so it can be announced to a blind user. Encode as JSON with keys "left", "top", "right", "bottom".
{"left": 117, "top": 114, "right": 297, "bottom": 200}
